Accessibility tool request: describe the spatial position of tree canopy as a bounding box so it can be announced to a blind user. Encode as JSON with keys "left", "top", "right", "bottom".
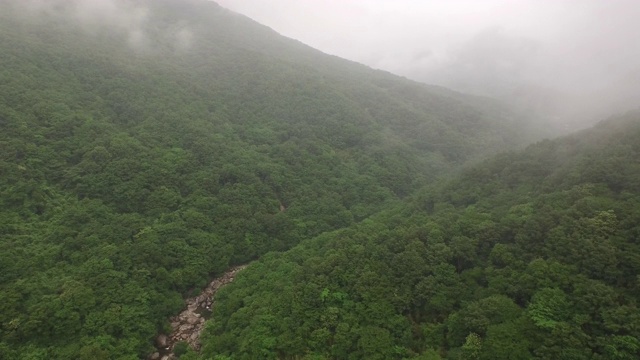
{"left": 201, "top": 113, "right": 640, "bottom": 359}
{"left": 1, "top": 0, "right": 634, "bottom": 359}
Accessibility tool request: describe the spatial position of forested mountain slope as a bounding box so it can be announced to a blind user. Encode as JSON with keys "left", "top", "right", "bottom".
{"left": 202, "top": 112, "right": 640, "bottom": 360}
{"left": 0, "top": 0, "right": 544, "bottom": 358}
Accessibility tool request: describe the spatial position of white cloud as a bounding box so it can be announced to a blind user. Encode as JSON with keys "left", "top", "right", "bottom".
{"left": 214, "top": 0, "right": 640, "bottom": 95}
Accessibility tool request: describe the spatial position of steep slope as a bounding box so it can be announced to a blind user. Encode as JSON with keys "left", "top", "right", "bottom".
{"left": 0, "top": 0, "right": 543, "bottom": 358}
{"left": 202, "top": 112, "right": 640, "bottom": 359}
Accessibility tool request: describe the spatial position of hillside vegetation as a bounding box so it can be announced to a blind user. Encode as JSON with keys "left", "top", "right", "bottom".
{"left": 0, "top": 0, "right": 544, "bottom": 358}
{"left": 202, "top": 113, "right": 640, "bottom": 359}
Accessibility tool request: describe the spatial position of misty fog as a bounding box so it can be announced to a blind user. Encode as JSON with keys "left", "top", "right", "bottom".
{"left": 217, "top": 0, "right": 640, "bottom": 131}
{"left": 10, "top": 0, "right": 195, "bottom": 54}
{"left": 10, "top": 0, "right": 640, "bottom": 132}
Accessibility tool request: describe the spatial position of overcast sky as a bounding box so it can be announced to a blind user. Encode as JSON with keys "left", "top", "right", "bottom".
{"left": 214, "top": 0, "right": 640, "bottom": 97}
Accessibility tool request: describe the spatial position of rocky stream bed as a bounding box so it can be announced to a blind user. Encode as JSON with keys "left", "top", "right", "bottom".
{"left": 149, "top": 265, "right": 247, "bottom": 360}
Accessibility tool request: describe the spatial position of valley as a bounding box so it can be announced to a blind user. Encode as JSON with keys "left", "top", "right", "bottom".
{"left": 0, "top": 1, "right": 638, "bottom": 359}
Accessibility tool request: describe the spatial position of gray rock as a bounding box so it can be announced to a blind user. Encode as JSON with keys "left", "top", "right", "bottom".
{"left": 156, "top": 334, "right": 168, "bottom": 348}
{"left": 149, "top": 265, "right": 248, "bottom": 360}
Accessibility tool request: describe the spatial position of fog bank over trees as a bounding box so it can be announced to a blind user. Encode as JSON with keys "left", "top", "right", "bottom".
{"left": 217, "top": 0, "right": 640, "bottom": 131}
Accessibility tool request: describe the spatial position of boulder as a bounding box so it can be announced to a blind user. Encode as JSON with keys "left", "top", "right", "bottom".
{"left": 156, "top": 334, "right": 169, "bottom": 348}
{"left": 187, "top": 316, "right": 198, "bottom": 325}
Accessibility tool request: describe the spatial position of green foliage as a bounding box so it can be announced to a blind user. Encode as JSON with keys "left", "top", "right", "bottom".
{"left": 0, "top": 0, "right": 542, "bottom": 358}
{"left": 461, "top": 333, "right": 481, "bottom": 360}
{"left": 201, "top": 113, "right": 640, "bottom": 359}
{"left": 173, "top": 341, "right": 189, "bottom": 358}
{"left": 527, "top": 288, "right": 570, "bottom": 329}
{"left": 2, "top": 0, "right": 638, "bottom": 359}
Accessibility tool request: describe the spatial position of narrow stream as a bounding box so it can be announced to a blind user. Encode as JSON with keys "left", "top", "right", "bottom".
{"left": 149, "top": 265, "right": 248, "bottom": 360}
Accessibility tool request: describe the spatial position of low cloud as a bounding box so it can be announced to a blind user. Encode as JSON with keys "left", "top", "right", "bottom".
{"left": 15, "top": 0, "right": 150, "bottom": 51}
{"left": 217, "top": 0, "right": 640, "bottom": 125}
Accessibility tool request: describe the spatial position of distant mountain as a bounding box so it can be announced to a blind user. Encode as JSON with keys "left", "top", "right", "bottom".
{"left": 203, "top": 112, "right": 640, "bottom": 359}
{"left": 0, "top": 0, "right": 550, "bottom": 358}
{"left": 411, "top": 27, "right": 640, "bottom": 135}
{"left": 496, "top": 74, "right": 640, "bottom": 135}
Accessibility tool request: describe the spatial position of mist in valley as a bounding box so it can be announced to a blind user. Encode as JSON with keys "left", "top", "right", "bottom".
{"left": 11, "top": 0, "right": 640, "bottom": 134}
{"left": 8, "top": 0, "right": 639, "bottom": 134}
{"left": 6, "top": 0, "right": 197, "bottom": 54}
{"left": 217, "top": 0, "right": 640, "bottom": 133}
{"left": 2, "top": 1, "right": 640, "bottom": 359}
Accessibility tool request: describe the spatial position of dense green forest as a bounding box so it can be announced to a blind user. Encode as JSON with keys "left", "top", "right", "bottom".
{"left": 201, "top": 113, "right": 640, "bottom": 359}
{"left": 0, "top": 0, "right": 549, "bottom": 359}
{"left": 3, "top": 1, "right": 638, "bottom": 360}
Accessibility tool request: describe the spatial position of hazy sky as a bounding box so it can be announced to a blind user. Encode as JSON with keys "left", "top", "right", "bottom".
{"left": 214, "top": 0, "right": 640, "bottom": 96}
